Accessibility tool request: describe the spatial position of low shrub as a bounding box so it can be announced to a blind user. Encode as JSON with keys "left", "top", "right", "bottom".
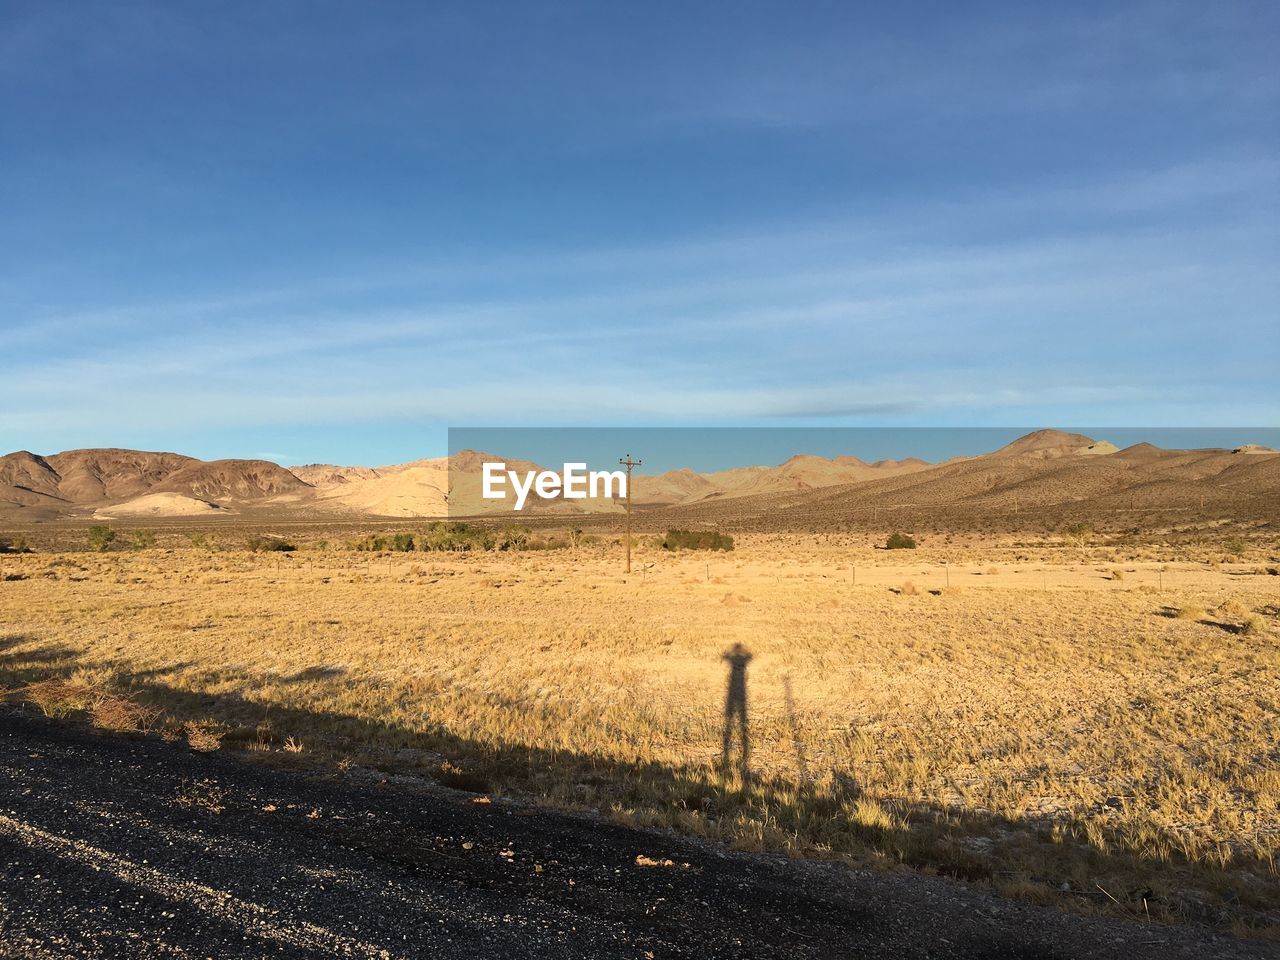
{"left": 436, "top": 760, "right": 490, "bottom": 793}
{"left": 661, "top": 529, "right": 734, "bottom": 551}
{"left": 885, "top": 532, "right": 917, "bottom": 550}
{"left": 246, "top": 535, "right": 296, "bottom": 552}
{"left": 87, "top": 525, "right": 117, "bottom": 552}
{"left": 131, "top": 529, "right": 157, "bottom": 549}
{"left": 496, "top": 525, "right": 531, "bottom": 551}
{"left": 185, "top": 719, "right": 226, "bottom": 752}
{"left": 1063, "top": 522, "right": 1093, "bottom": 542}
{"left": 0, "top": 535, "right": 32, "bottom": 554}
{"left": 90, "top": 694, "right": 163, "bottom": 733}
{"left": 415, "top": 522, "right": 497, "bottom": 552}
{"left": 17, "top": 679, "right": 95, "bottom": 718}
{"left": 1239, "top": 615, "right": 1264, "bottom": 637}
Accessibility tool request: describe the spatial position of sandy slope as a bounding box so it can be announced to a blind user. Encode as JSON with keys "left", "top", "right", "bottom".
{"left": 92, "top": 492, "right": 225, "bottom": 518}
{"left": 307, "top": 459, "right": 449, "bottom": 517}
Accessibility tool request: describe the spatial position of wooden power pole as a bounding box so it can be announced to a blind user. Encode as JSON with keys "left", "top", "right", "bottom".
{"left": 619, "top": 454, "right": 641, "bottom": 573}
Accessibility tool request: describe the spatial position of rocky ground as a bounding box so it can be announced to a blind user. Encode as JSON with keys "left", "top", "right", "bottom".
{"left": 0, "top": 708, "right": 1272, "bottom": 960}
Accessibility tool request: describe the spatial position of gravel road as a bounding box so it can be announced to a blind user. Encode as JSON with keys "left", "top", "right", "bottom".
{"left": 0, "top": 708, "right": 1271, "bottom": 959}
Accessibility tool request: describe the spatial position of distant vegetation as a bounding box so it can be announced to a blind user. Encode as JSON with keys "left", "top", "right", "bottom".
{"left": 884, "top": 532, "right": 917, "bottom": 550}
{"left": 131, "top": 529, "right": 157, "bottom": 549}
{"left": 1062, "top": 522, "right": 1093, "bottom": 542}
{"left": 0, "top": 535, "right": 32, "bottom": 554}
{"left": 87, "top": 525, "right": 117, "bottom": 552}
{"left": 246, "top": 535, "right": 296, "bottom": 552}
{"left": 352, "top": 524, "right": 491, "bottom": 553}
{"left": 348, "top": 523, "right": 573, "bottom": 553}
{"left": 661, "top": 529, "right": 734, "bottom": 551}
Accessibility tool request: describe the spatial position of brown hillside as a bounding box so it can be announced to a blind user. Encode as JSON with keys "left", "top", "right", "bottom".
{"left": 46, "top": 448, "right": 196, "bottom": 502}
{"left": 289, "top": 464, "right": 382, "bottom": 486}
{"left": 652, "top": 432, "right": 1280, "bottom": 530}
{"left": 989, "top": 429, "right": 1101, "bottom": 459}
{"left": 150, "top": 459, "right": 313, "bottom": 502}
{"left": 0, "top": 452, "right": 64, "bottom": 501}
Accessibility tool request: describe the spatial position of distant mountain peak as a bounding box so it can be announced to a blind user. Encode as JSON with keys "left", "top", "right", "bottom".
{"left": 992, "top": 429, "right": 1101, "bottom": 459}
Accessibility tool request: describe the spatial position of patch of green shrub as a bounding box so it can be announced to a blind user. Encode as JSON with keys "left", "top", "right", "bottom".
{"left": 0, "top": 535, "right": 32, "bottom": 554}
{"left": 87, "top": 525, "right": 117, "bottom": 552}
{"left": 347, "top": 524, "right": 545, "bottom": 553}
{"left": 661, "top": 529, "right": 734, "bottom": 551}
{"left": 132, "top": 529, "right": 157, "bottom": 549}
{"left": 885, "top": 532, "right": 917, "bottom": 550}
{"left": 497, "top": 525, "right": 531, "bottom": 551}
{"left": 246, "top": 535, "right": 296, "bottom": 552}
{"left": 414, "top": 522, "right": 496, "bottom": 552}
{"left": 1063, "top": 522, "right": 1093, "bottom": 542}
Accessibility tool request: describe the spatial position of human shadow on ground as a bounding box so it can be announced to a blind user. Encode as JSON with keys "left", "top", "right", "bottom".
{"left": 720, "top": 643, "right": 751, "bottom": 785}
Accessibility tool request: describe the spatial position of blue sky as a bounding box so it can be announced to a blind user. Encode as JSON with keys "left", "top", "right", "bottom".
{"left": 1, "top": 1, "right": 1276, "bottom": 465}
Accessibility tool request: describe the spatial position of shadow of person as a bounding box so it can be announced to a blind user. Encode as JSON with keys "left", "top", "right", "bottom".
{"left": 720, "top": 643, "right": 752, "bottom": 785}
{"left": 781, "top": 672, "right": 807, "bottom": 785}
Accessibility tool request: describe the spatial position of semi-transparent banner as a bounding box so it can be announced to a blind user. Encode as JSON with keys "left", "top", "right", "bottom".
{"left": 444, "top": 427, "right": 1280, "bottom": 519}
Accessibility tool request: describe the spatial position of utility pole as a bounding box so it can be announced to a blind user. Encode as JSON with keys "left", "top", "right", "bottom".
{"left": 619, "top": 454, "right": 641, "bottom": 573}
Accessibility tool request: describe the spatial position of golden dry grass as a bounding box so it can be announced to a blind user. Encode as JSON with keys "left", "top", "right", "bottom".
{"left": 1, "top": 533, "right": 1278, "bottom": 933}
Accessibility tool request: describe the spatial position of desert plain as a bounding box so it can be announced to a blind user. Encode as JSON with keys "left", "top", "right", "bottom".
{"left": 2, "top": 522, "right": 1277, "bottom": 938}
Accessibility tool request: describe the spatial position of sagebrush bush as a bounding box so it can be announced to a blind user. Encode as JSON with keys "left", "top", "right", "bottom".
{"left": 90, "top": 694, "right": 163, "bottom": 733}
{"left": 19, "top": 679, "right": 95, "bottom": 718}
{"left": 185, "top": 719, "right": 225, "bottom": 752}
{"left": 87, "top": 525, "right": 116, "bottom": 552}
{"left": 885, "top": 532, "right": 917, "bottom": 550}
{"left": 497, "top": 525, "right": 530, "bottom": 551}
{"left": 416, "top": 523, "right": 496, "bottom": 552}
{"left": 1063, "top": 522, "right": 1093, "bottom": 542}
{"left": 246, "top": 535, "right": 296, "bottom": 552}
{"left": 0, "top": 535, "right": 32, "bottom": 554}
{"left": 1239, "top": 615, "right": 1264, "bottom": 637}
{"left": 661, "top": 529, "right": 734, "bottom": 551}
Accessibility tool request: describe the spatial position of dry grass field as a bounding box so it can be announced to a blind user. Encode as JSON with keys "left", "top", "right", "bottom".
{"left": 2, "top": 529, "right": 1278, "bottom": 936}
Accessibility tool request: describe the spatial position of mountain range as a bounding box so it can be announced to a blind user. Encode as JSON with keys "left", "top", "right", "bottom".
{"left": 1, "top": 431, "right": 1276, "bottom": 524}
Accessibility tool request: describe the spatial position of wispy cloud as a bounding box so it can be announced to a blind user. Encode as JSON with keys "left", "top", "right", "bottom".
{"left": 2, "top": 3, "right": 1275, "bottom": 461}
